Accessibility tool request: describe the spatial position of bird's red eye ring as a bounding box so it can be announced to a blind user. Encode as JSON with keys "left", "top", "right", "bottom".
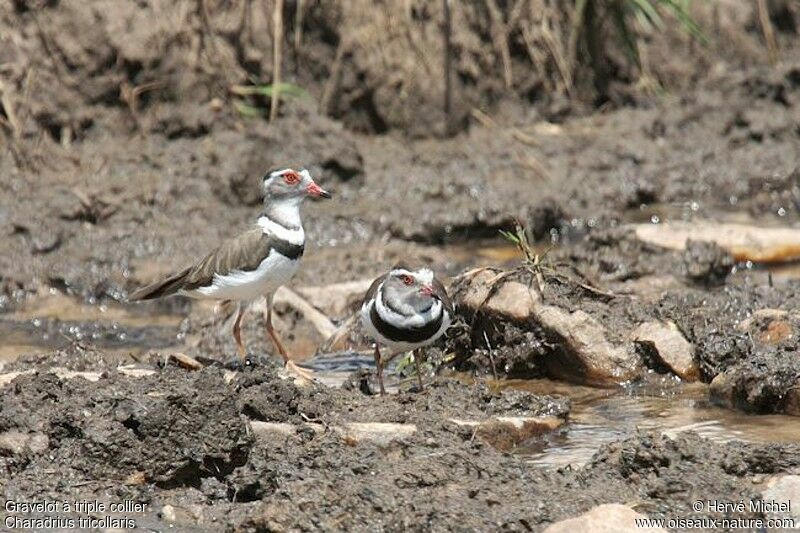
{"left": 400, "top": 274, "right": 414, "bottom": 285}
{"left": 284, "top": 172, "right": 300, "bottom": 185}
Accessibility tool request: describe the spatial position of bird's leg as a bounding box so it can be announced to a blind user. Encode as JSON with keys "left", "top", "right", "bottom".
{"left": 232, "top": 303, "right": 247, "bottom": 361}
{"left": 413, "top": 348, "right": 424, "bottom": 391}
{"left": 264, "top": 293, "right": 288, "bottom": 358}
{"left": 374, "top": 343, "right": 386, "bottom": 395}
{"left": 264, "top": 292, "right": 313, "bottom": 380}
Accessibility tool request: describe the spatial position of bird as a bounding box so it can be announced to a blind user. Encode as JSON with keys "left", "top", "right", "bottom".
{"left": 359, "top": 265, "right": 453, "bottom": 394}
{"left": 129, "top": 168, "right": 331, "bottom": 378}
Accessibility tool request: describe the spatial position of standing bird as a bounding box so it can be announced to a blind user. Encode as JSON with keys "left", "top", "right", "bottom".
{"left": 129, "top": 168, "right": 331, "bottom": 378}
{"left": 360, "top": 265, "right": 453, "bottom": 394}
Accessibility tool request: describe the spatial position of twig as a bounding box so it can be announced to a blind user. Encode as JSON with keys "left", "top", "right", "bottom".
{"left": 567, "top": 0, "right": 588, "bottom": 76}
{"left": 294, "top": 0, "right": 306, "bottom": 50}
{"left": 0, "top": 81, "right": 21, "bottom": 139}
{"left": 756, "top": 0, "right": 778, "bottom": 65}
{"left": 538, "top": 20, "right": 573, "bottom": 97}
{"left": 485, "top": 0, "right": 512, "bottom": 89}
{"left": 270, "top": 0, "right": 284, "bottom": 122}
{"left": 470, "top": 108, "right": 539, "bottom": 147}
{"left": 442, "top": 0, "right": 453, "bottom": 135}
{"left": 320, "top": 40, "right": 347, "bottom": 116}
{"left": 120, "top": 80, "right": 164, "bottom": 134}
{"left": 482, "top": 330, "right": 498, "bottom": 380}
{"left": 198, "top": 0, "right": 222, "bottom": 63}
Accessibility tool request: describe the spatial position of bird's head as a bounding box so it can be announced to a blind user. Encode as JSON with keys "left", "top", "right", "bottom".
{"left": 262, "top": 168, "right": 332, "bottom": 205}
{"left": 382, "top": 266, "right": 440, "bottom": 312}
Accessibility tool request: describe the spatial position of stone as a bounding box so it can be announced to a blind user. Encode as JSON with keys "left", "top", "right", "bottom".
{"left": 252, "top": 287, "right": 338, "bottom": 341}
{"left": 456, "top": 268, "right": 640, "bottom": 385}
{"left": 535, "top": 306, "right": 640, "bottom": 386}
{"left": 0, "top": 431, "right": 48, "bottom": 455}
{"left": 167, "top": 352, "right": 204, "bottom": 371}
{"left": 336, "top": 423, "right": 417, "bottom": 447}
{"left": 456, "top": 268, "right": 539, "bottom": 322}
{"left": 544, "top": 503, "right": 667, "bottom": 533}
{"left": 632, "top": 320, "right": 699, "bottom": 381}
{"left": 249, "top": 421, "right": 298, "bottom": 438}
{"left": 295, "top": 279, "right": 374, "bottom": 318}
{"left": 761, "top": 475, "right": 800, "bottom": 529}
{"left": 449, "top": 416, "right": 564, "bottom": 451}
{"left": 632, "top": 221, "right": 800, "bottom": 263}
{"left": 0, "top": 370, "right": 35, "bottom": 387}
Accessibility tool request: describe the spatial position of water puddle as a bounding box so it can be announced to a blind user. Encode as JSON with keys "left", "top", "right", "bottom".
{"left": 0, "top": 293, "right": 186, "bottom": 362}
{"left": 502, "top": 378, "right": 800, "bottom": 468}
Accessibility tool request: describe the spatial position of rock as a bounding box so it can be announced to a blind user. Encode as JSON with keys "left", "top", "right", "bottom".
{"left": 0, "top": 431, "right": 48, "bottom": 455}
{"left": 782, "top": 383, "right": 800, "bottom": 417}
{"left": 457, "top": 269, "right": 539, "bottom": 322}
{"left": 761, "top": 475, "right": 800, "bottom": 528}
{"left": 632, "top": 221, "right": 800, "bottom": 263}
{"left": 683, "top": 240, "right": 733, "bottom": 286}
{"left": 455, "top": 268, "right": 641, "bottom": 386}
{"left": 737, "top": 309, "right": 789, "bottom": 332}
{"left": 250, "top": 287, "right": 338, "bottom": 350}
{"left": 536, "top": 306, "right": 640, "bottom": 386}
{"left": 117, "top": 365, "right": 158, "bottom": 378}
{"left": 167, "top": 352, "right": 204, "bottom": 371}
{"left": 0, "top": 370, "right": 35, "bottom": 387}
{"left": 709, "top": 372, "right": 737, "bottom": 410}
{"left": 249, "top": 421, "right": 298, "bottom": 438}
{"left": 758, "top": 319, "right": 794, "bottom": 345}
{"left": 273, "top": 287, "right": 338, "bottom": 339}
{"left": 49, "top": 368, "right": 102, "bottom": 382}
{"left": 632, "top": 320, "right": 699, "bottom": 381}
{"left": 544, "top": 503, "right": 667, "bottom": 533}
{"left": 249, "top": 421, "right": 414, "bottom": 447}
{"left": 449, "top": 416, "right": 564, "bottom": 451}
{"left": 294, "top": 279, "right": 374, "bottom": 318}
{"left": 336, "top": 423, "right": 416, "bottom": 447}
{"left": 710, "top": 365, "right": 800, "bottom": 417}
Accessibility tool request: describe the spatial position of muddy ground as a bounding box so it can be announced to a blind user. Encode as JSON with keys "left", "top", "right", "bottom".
{"left": 3, "top": 0, "right": 800, "bottom": 531}
{"left": 2, "top": 351, "right": 800, "bottom": 531}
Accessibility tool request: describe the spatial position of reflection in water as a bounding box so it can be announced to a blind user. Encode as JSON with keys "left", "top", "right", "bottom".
{"left": 0, "top": 294, "right": 186, "bottom": 362}
{"left": 505, "top": 378, "right": 800, "bottom": 468}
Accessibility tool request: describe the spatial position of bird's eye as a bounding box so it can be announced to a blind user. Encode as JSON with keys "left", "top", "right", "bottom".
{"left": 284, "top": 172, "right": 300, "bottom": 185}
{"left": 400, "top": 275, "right": 414, "bottom": 286}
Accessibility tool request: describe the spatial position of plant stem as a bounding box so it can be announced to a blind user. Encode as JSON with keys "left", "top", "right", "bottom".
{"left": 270, "top": 0, "right": 284, "bottom": 123}
{"left": 442, "top": 0, "right": 453, "bottom": 136}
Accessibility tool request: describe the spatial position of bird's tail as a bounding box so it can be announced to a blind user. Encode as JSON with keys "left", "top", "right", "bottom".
{"left": 128, "top": 268, "right": 190, "bottom": 301}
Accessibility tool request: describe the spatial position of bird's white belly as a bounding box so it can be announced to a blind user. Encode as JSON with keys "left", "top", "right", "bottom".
{"left": 187, "top": 251, "right": 300, "bottom": 301}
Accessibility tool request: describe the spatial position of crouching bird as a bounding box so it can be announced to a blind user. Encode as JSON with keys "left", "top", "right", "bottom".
{"left": 360, "top": 265, "right": 453, "bottom": 394}
{"left": 129, "top": 168, "right": 331, "bottom": 379}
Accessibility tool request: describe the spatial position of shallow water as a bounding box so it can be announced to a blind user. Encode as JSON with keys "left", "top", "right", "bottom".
{"left": 0, "top": 293, "right": 185, "bottom": 362}
{"left": 501, "top": 379, "right": 800, "bottom": 467}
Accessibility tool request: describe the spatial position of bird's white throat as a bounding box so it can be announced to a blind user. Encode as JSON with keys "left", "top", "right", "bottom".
{"left": 258, "top": 199, "right": 305, "bottom": 246}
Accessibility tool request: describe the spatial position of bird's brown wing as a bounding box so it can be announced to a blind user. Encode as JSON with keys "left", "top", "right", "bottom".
{"left": 361, "top": 273, "right": 388, "bottom": 307}
{"left": 431, "top": 276, "right": 454, "bottom": 315}
{"left": 129, "top": 228, "right": 279, "bottom": 300}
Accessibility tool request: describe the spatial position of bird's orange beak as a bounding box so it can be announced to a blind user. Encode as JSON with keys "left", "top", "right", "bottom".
{"left": 306, "top": 182, "right": 332, "bottom": 199}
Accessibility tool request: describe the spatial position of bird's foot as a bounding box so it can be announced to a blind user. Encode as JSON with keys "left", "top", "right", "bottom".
{"left": 284, "top": 359, "right": 315, "bottom": 384}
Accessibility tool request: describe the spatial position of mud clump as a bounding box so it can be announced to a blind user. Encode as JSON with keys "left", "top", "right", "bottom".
{"left": 1, "top": 368, "right": 251, "bottom": 488}
{"left": 683, "top": 240, "right": 734, "bottom": 286}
